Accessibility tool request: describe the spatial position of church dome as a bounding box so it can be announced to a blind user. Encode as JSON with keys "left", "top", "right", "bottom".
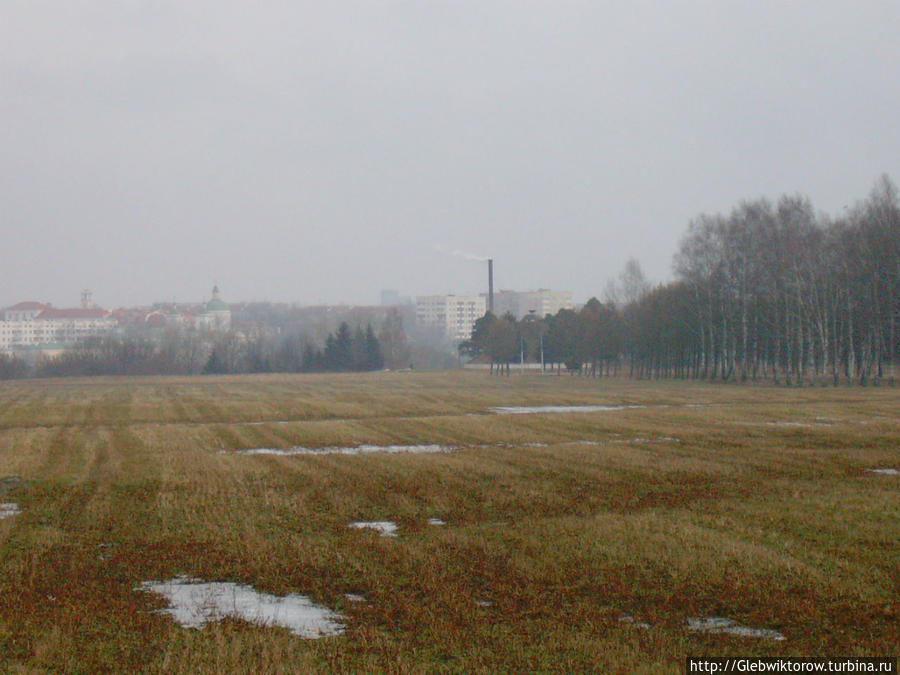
{"left": 206, "top": 285, "right": 229, "bottom": 312}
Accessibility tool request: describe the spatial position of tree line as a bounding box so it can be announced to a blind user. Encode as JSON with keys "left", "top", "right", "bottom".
{"left": 464, "top": 175, "right": 899, "bottom": 385}
{"left": 203, "top": 322, "right": 384, "bottom": 374}
{"left": 1, "top": 321, "right": 387, "bottom": 379}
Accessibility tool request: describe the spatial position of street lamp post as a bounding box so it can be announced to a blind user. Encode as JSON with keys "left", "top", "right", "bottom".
{"left": 540, "top": 332, "right": 544, "bottom": 373}
{"left": 520, "top": 335, "right": 525, "bottom": 374}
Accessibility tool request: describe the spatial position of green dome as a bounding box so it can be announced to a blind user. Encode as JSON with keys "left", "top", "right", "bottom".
{"left": 206, "top": 285, "right": 229, "bottom": 312}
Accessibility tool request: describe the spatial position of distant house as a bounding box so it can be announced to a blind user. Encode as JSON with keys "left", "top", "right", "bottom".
{"left": 144, "top": 310, "right": 168, "bottom": 329}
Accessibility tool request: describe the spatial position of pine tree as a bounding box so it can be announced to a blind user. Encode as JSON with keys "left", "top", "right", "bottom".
{"left": 351, "top": 325, "right": 367, "bottom": 370}
{"left": 365, "top": 323, "right": 384, "bottom": 370}
{"left": 202, "top": 347, "right": 225, "bottom": 374}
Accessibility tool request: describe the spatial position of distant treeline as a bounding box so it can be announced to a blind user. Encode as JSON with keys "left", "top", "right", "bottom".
{"left": 464, "top": 175, "right": 900, "bottom": 385}
{"left": 2, "top": 321, "right": 387, "bottom": 379}
{"left": 202, "top": 322, "right": 383, "bottom": 374}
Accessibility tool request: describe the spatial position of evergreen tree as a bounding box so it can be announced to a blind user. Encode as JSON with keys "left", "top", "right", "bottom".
{"left": 351, "top": 325, "right": 367, "bottom": 370}
{"left": 334, "top": 322, "right": 353, "bottom": 371}
{"left": 365, "top": 323, "right": 384, "bottom": 370}
{"left": 301, "top": 343, "right": 322, "bottom": 372}
{"left": 202, "top": 346, "right": 226, "bottom": 374}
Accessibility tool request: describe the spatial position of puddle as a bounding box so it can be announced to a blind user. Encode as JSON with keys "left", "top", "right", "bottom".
{"left": 0, "top": 476, "right": 22, "bottom": 497}
{"left": 687, "top": 617, "right": 784, "bottom": 641}
{"left": 0, "top": 503, "right": 21, "bottom": 519}
{"left": 344, "top": 593, "right": 366, "bottom": 603}
{"left": 867, "top": 468, "right": 900, "bottom": 476}
{"left": 491, "top": 405, "right": 645, "bottom": 415}
{"left": 475, "top": 600, "right": 492, "bottom": 607}
{"left": 618, "top": 614, "right": 650, "bottom": 630}
{"left": 348, "top": 521, "right": 398, "bottom": 537}
{"left": 234, "top": 444, "right": 451, "bottom": 456}
{"left": 427, "top": 518, "right": 446, "bottom": 526}
{"left": 231, "top": 440, "right": 617, "bottom": 457}
{"left": 137, "top": 577, "right": 344, "bottom": 638}
{"left": 764, "top": 421, "right": 826, "bottom": 428}
{"left": 613, "top": 436, "right": 681, "bottom": 444}
{"left": 742, "top": 421, "right": 832, "bottom": 428}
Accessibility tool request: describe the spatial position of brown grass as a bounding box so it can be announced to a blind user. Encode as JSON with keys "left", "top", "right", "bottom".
{"left": 0, "top": 371, "right": 897, "bottom": 673}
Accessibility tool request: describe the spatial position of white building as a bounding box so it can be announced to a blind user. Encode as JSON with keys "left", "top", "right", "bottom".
{"left": 491, "top": 289, "right": 573, "bottom": 319}
{"left": 415, "top": 294, "right": 486, "bottom": 342}
{"left": 0, "top": 294, "right": 117, "bottom": 352}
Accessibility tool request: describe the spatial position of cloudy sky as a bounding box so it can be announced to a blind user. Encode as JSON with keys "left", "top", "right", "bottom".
{"left": 2, "top": 1, "right": 899, "bottom": 308}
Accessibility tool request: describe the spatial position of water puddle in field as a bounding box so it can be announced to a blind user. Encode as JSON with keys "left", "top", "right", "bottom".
{"left": 344, "top": 593, "right": 366, "bottom": 603}
{"left": 741, "top": 421, "right": 832, "bottom": 428}
{"left": 613, "top": 436, "right": 681, "bottom": 444}
{"left": 867, "top": 468, "right": 900, "bottom": 476}
{"left": 0, "top": 503, "right": 21, "bottom": 519}
{"left": 348, "top": 521, "right": 398, "bottom": 537}
{"left": 687, "top": 617, "right": 784, "bottom": 641}
{"left": 233, "top": 444, "right": 451, "bottom": 456}
{"left": 0, "top": 476, "right": 22, "bottom": 497}
{"left": 427, "top": 518, "right": 446, "bottom": 526}
{"left": 491, "top": 404, "right": 645, "bottom": 415}
{"left": 231, "top": 440, "right": 609, "bottom": 457}
{"left": 618, "top": 614, "right": 650, "bottom": 630}
{"left": 229, "top": 439, "right": 632, "bottom": 459}
{"left": 766, "top": 421, "right": 830, "bottom": 428}
{"left": 137, "top": 577, "right": 344, "bottom": 638}
{"left": 475, "top": 600, "right": 492, "bottom": 607}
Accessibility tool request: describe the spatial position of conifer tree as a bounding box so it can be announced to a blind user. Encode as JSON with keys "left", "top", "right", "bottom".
{"left": 365, "top": 323, "right": 384, "bottom": 370}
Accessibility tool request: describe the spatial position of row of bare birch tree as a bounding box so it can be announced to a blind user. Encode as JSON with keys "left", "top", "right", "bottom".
{"left": 466, "top": 175, "right": 899, "bottom": 385}
{"left": 630, "top": 175, "right": 900, "bottom": 384}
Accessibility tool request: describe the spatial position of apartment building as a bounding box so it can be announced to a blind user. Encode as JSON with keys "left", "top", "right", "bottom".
{"left": 415, "top": 295, "right": 486, "bottom": 342}
{"left": 491, "top": 289, "right": 573, "bottom": 319}
{"left": 0, "top": 296, "right": 116, "bottom": 352}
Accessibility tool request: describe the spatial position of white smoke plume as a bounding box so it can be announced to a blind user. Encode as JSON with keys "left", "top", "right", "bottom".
{"left": 434, "top": 245, "right": 489, "bottom": 262}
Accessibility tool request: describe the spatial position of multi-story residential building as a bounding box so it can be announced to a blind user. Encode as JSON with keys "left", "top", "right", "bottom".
{"left": 415, "top": 294, "right": 486, "bottom": 342}
{"left": 490, "top": 289, "right": 573, "bottom": 319}
{"left": 2, "top": 301, "right": 47, "bottom": 322}
{"left": 0, "top": 294, "right": 117, "bottom": 353}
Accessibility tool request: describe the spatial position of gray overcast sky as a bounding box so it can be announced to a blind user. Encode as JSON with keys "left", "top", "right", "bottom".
{"left": 2, "top": 1, "right": 899, "bottom": 308}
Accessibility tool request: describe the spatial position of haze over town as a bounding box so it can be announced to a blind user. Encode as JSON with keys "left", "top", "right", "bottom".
{"left": 3, "top": 2, "right": 900, "bottom": 308}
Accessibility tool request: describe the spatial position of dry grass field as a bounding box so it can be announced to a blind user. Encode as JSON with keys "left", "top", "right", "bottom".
{"left": 0, "top": 371, "right": 897, "bottom": 673}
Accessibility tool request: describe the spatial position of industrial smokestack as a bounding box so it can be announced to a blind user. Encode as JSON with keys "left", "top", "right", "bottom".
{"left": 488, "top": 258, "right": 494, "bottom": 314}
